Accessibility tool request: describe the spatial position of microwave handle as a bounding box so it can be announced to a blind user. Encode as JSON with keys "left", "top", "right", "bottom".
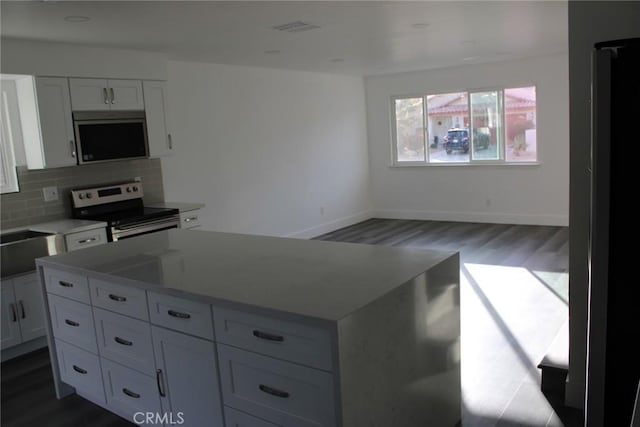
{"left": 69, "top": 140, "right": 76, "bottom": 158}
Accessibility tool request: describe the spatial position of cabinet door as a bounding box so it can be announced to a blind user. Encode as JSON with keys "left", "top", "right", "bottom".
{"left": 108, "top": 79, "right": 144, "bottom": 111}
{"left": 152, "top": 326, "right": 224, "bottom": 427}
{"left": 143, "top": 81, "right": 173, "bottom": 157}
{"left": 13, "top": 273, "right": 46, "bottom": 342}
{"left": 34, "top": 77, "right": 77, "bottom": 168}
{"left": 69, "top": 78, "right": 110, "bottom": 111}
{"left": 1, "top": 281, "right": 22, "bottom": 350}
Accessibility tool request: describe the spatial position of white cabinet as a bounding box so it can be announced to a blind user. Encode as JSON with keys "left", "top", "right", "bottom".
{"left": 179, "top": 209, "right": 202, "bottom": 229}
{"left": 1, "top": 282, "right": 21, "bottom": 349}
{"left": 69, "top": 78, "right": 143, "bottom": 111}
{"left": 152, "top": 326, "right": 224, "bottom": 427}
{"left": 65, "top": 228, "right": 107, "bottom": 252}
{"left": 143, "top": 81, "right": 173, "bottom": 157}
{"left": 23, "top": 77, "right": 77, "bottom": 169}
{"left": 1, "top": 272, "right": 47, "bottom": 350}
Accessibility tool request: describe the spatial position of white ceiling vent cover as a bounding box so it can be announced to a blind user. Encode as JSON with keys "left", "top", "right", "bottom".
{"left": 272, "top": 21, "right": 320, "bottom": 33}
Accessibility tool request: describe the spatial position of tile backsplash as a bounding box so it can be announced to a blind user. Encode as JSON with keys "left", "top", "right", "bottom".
{"left": 1, "top": 158, "right": 164, "bottom": 230}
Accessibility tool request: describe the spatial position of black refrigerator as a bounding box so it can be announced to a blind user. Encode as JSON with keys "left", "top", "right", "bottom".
{"left": 588, "top": 38, "right": 640, "bottom": 426}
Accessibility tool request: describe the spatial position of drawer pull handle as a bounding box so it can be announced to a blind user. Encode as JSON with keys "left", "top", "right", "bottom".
{"left": 78, "top": 238, "right": 97, "bottom": 244}
{"left": 168, "top": 310, "right": 191, "bottom": 319}
{"left": 72, "top": 365, "right": 87, "bottom": 375}
{"left": 253, "top": 330, "right": 284, "bottom": 342}
{"left": 184, "top": 216, "right": 198, "bottom": 222}
{"left": 114, "top": 336, "right": 133, "bottom": 346}
{"left": 19, "top": 300, "right": 26, "bottom": 319}
{"left": 65, "top": 319, "right": 79, "bottom": 327}
{"left": 122, "top": 388, "right": 140, "bottom": 399}
{"left": 259, "top": 384, "right": 290, "bottom": 398}
{"left": 9, "top": 303, "right": 17, "bottom": 322}
{"left": 59, "top": 281, "right": 74, "bottom": 288}
{"left": 108, "top": 294, "right": 127, "bottom": 302}
{"left": 156, "top": 369, "right": 166, "bottom": 397}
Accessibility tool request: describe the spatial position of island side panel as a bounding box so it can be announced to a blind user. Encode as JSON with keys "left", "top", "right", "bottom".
{"left": 337, "top": 254, "right": 461, "bottom": 427}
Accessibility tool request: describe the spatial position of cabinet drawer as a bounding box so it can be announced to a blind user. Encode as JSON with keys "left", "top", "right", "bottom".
{"left": 44, "top": 268, "right": 90, "bottom": 304}
{"left": 55, "top": 339, "right": 105, "bottom": 405}
{"left": 225, "top": 407, "right": 282, "bottom": 427}
{"left": 101, "top": 358, "right": 161, "bottom": 421}
{"left": 179, "top": 210, "right": 201, "bottom": 229}
{"left": 48, "top": 294, "right": 97, "bottom": 353}
{"left": 94, "top": 308, "right": 154, "bottom": 376}
{"left": 90, "top": 278, "right": 148, "bottom": 321}
{"left": 148, "top": 292, "right": 213, "bottom": 340}
{"left": 218, "top": 344, "right": 335, "bottom": 427}
{"left": 214, "top": 308, "right": 332, "bottom": 371}
{"left": 65, "top": 228, "right": 107, "bottom": 252}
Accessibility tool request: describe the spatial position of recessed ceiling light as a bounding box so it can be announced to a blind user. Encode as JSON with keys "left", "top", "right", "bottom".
{"left": 64, "top": 16, "right": 91, "bottom": 23}
{"left": 412, "top": 23, "right": 429, "bottom": 29}
{"left": 331, "top": 58, "right": 344, "bottom": 63}
{"left": 264, "top": 50, "right": 281, "bottom": 54}
{"left": 461, "top": 40, "right": 476, "bottom": 45}
{"left": 462, "top": 56, "right": 479, "bottom": 61}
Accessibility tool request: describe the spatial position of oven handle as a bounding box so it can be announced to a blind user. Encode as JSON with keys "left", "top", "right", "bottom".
{"left": 111, "top": 217, "right": 180, "bottom": 241}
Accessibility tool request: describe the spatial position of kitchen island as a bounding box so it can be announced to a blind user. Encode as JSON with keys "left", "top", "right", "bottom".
{"left": 36, "top": 229, "right": 461, "bottom": 427}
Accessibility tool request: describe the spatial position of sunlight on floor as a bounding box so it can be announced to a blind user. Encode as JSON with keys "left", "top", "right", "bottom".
{"left": 460, "top": 263, "right": 568, "bottom": 426}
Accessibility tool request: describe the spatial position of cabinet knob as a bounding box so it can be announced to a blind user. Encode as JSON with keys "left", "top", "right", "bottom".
{"left": 70, "top": 140, "right": 76, "bottom": 158}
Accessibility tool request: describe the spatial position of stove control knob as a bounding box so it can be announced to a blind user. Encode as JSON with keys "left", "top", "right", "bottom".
{"left": 86, "top": 192, "right": 93, "bottom": 199}
{"left": 78, "top": 194, "right": 85, "bottom": 200}
{"left": 132, "top": 186, "right": 138, "bottom": 192}
{"left": 126, "top": 187, "right": 132, "bottom": 193}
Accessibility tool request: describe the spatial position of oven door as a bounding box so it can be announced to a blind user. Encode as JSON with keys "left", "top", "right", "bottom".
{"left": 75, "top": 118, "right": 148, "bottom": 164}
{"left": 110, "top": 215, "right": 180, "bottom": 241}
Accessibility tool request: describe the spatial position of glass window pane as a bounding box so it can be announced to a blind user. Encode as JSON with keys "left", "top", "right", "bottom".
{"left": 426, "top": 92, "right": 469, "bottom": 163}
{"left": 394, "top": 98, "right": 425, "bottom": 162}
{"left": 470, "top": 91, "right": 502, "bottom": 161}
{"left": 505, "top": 86, "right": 537, "bottom": 162}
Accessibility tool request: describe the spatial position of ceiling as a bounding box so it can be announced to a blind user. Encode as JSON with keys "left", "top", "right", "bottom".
{"left": 0, "top": 1, "right": 568, "bottom": 76}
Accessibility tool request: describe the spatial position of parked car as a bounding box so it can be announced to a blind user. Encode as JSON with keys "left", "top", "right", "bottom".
{"left": 443, "top": 128, "right": 490, "bottom": 154}
{"left": 443, "top": 128, "right": 469, "bottom": 154}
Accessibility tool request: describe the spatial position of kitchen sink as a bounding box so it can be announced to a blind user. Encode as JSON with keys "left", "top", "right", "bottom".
{"left": 1, "top": 230, "right": 65, "bottom": 278}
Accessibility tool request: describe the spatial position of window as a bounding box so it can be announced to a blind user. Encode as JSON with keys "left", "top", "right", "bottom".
{"left": 392, "top": 85, "right": 537, "bottom": 165}
{"left": 1, "top": 88, "right": 19, "bottom": 194}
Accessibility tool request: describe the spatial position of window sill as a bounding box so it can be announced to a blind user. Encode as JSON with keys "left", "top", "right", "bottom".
{"left": 389, "top": 162, "right": 541, "bottom": 168}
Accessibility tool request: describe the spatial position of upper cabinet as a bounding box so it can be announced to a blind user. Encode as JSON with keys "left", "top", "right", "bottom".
{"left": 69, "top": 78, "right": 144, "bottom": 111}
{"left": 143, "top": 81, "right": 173, "bottom": 157}
{"left": 19, "top": 77, "right": 77, "bottom": 169}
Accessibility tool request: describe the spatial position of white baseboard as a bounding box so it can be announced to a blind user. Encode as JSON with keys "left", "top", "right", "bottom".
{"left": 286, "top": 210, "right": 374, "bottom": 239}
{"left": 373, "top": 209, "right": 568, "bottom": 226}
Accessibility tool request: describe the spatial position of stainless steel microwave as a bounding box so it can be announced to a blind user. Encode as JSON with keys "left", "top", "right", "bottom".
{"left": 73, "top": 111, "right": 149, "bottom": 164}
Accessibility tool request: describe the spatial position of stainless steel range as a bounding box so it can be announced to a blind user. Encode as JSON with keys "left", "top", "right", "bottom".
{"left": 71, "top": 182, "right": 180, "bottom": 242}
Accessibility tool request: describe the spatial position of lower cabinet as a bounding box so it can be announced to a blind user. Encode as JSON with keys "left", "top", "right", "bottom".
{"left": 1, "top": 272, "right": 46, "bottom": 350}
{"left": 152, "top": 326, "right": 224, "bottom": 427}
{"left": 55, "top": 339, "right": 105, "bottom": 405}
{"left": 225, "top": 407, "right": 282, "bottom": 427}
{"left": 102, "top": 358, "right": 162, "bottom": 421}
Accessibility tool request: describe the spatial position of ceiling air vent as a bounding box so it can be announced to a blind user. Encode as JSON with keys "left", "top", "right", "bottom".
{"left": 272, "top": 21, "right": 320, "bottom": 33}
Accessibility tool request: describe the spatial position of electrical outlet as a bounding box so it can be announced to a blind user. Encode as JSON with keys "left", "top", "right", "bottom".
{"left": 43, "top": 186, "right": 59, "bottom": 202}
{"left": 134, "top": 176, "right": 142, "bottom": 182}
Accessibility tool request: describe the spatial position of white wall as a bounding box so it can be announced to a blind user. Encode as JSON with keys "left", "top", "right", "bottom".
{"left": 162, "top": 60, "right": 371, "bottom": 237}
{"left": 365, "top": 53, "right": 569, "bottom": 226}
{"left": 567, "top": 1, "right": 640, "bottom": 413}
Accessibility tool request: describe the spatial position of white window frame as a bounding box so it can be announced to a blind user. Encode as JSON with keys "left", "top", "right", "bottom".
{"left": 390, "top": 84, "right": 539, "bottom": 167}
{"left": 1, "top": 89, "right": 20, "bottom": 194}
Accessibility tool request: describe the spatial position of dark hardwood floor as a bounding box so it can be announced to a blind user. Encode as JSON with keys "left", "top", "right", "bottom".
{"left": 1, "top": 219, "right": 577, "bottom": 427}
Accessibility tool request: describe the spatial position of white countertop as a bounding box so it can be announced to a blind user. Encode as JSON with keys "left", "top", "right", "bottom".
{"left": 37, "top": 229, "right": 455, "bottom": 321}
{"left": 146, "top": 202, "right": 204, "bottom": 212}
{"left": 29, "top": 219, "right": 107, "bottom": 235}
